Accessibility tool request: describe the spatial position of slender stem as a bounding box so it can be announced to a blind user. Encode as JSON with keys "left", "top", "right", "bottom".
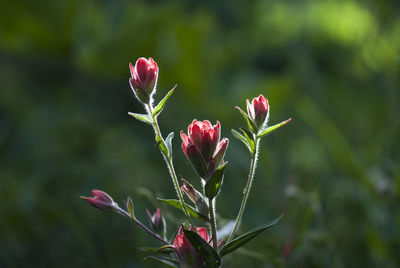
{"left": 116, "top": 206, "right": 170, "bottom": 245}
{"left": 208, "top": 198, "right": 218, "bottom": 250}
{"left": 226, "top": 137, "right": 260, "bottom": 244}
{"left": 147, "top": 104, "right": 195, "bottom": 229}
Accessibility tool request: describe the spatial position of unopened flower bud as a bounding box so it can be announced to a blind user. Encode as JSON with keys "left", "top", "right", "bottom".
{"left": 181, "top": 120, "right": 229, "bottom": 180}
{"left": 80, "top": 190, "right": 117, "bottom": 212}
{"left": 246, "top": 94, "right": 269, "bottom": 130}
{"left": 146, "top": 208, "right": 166, "bottom": 237}
{"left": 129, "top": 57, "right": 159, "bottom": 104}
{"left": 181, "top": 180, "right": 209, "bottom": 215}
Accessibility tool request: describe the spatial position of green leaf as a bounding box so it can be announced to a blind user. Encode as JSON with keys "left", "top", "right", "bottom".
{"left": 144, "top": 255, "right": 179, "bottom": 268}
{"left": 128, "top": 112, "right": 153, "bottom": 125}
{"left": 153, "top": 85, "right": 177, "bottom": 117}
{"left": 258, "top": 118, "right": 292, "bottom": 138}
{"left": 138, "top": 245, "right": 174, "bottom": 255}
{"left": 239, "top": 128, "right": 255, "bottom": 153}
{"left": 219, "top": 214, "right": 283, "bottom": 257}
{"left": 127, "top": 196, "right": 135, "bottom": 219}
{"left": 231, "top": 129, "right": 252, "bottom": 153}
{"left": 165, "top": 132, "right": 174, "bottom": 158}
{"left": 157, "top": 198, "right": 209, "bottom": 221}
{"left": 205, "top": 162, "right": 227, "bottom": 199}
{"left": 156, "top": 135, "right": 169, "bottom": 157}
{"left": 235, "top": 106, "right": 257, "bottom": 133}
{"left": 183, "top": 229, "right": 221, "bottom": 267}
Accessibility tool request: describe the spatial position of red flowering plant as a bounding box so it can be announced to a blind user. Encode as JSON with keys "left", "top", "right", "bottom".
{"left": 81, "top": 57, "right": 291, "bottom": 267}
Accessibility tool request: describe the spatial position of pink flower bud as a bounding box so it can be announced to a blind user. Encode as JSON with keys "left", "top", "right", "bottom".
{"left": 246, "top": 94, "right": 269, "bottom": 130}
{"left": 181, "top": 120, "right": 229, "bottom": 180}
{"left": 146, "top": 208, "right": 165, "bottom": 236}
{"left": 173, "top": 226, "right": 214, "bottom": 267}
{"left": 80, "top": 190, "right": 116, "bottom": 212}
{"left": 129, "top": 57, "right": 159, "bottom": 104}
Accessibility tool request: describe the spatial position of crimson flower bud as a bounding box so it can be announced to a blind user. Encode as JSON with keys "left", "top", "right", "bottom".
{"left": 129, "top": 57, "right": 159, "bottom": 104}
{"left": 181, "top": 180, "right": 209, "bottom": 215}
{"left": 80, "top": 190, "right": 117, "bottom": 212}
{"left": 145, "top": 208, "right": 166, "bottom": 236}
{"left": 173, "top": 226, "right": 215, "bottom": 268}
{"left": 181, "top": 120, "right": 229, "bottom": 180}
{"left": 246, "top": 94, "right": 269, "bottom": 130}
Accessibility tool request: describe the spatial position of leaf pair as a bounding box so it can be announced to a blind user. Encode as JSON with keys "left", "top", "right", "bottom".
{"left": 128, "top": 86, "right": 176, "bottom": 124}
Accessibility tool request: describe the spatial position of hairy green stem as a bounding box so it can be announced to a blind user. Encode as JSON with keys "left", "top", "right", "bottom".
{"left": 226, "top": 137, "right": 260, "bottom": 244}
{"left": 208, "top": 198, "right": 218, "bottom": 250}
{"left": 147, "top": 104, "right": 195, "bottom": 229}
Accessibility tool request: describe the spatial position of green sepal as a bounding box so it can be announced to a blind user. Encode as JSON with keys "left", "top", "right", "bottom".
{"left": 165, "top": 132, "right": 174, "bottom": 158}
{"left": 153, "top": 85, "right": 177, "bottom": 117}
{"left": 183, "top": 229, "right": 221, "bottom": 267}
{"left": 231, "top": 129, "right": 252, "bottom": 153}
{"left": 258, "top": 118, "right": 292, "bottom": 138}
{"left": 127, "top": 196, "right": 135, "bottom": 219}
{"left": 143, "top": 255, "right": 179, "bottom": 268}
{"left": 235, "top": 106, "right": 257, "bottom": 133}
{"left": 205, "top": 162, "right": 227, "bottom": 199}
{"left": 239, "top": 128, "right": 255, "bottom": 153}
{"left": 156, "top": 135, "right": 169, "bottom": 157}
{"left": 157, "top": 198, "right": 210, "bottom": 221}
{"left": 128, "top": 112, "right": 153, "bottom": 125}
{"left": 219, "top": 214, "right": 283, "bottom": 257}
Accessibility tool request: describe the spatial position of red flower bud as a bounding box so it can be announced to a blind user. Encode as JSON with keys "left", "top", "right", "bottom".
{"left": 246, "top": 94, "right": 269, "bottom": 130}
{"left": 146, "top": 208, "right": 165, "bottom": 236}
{"left": 129, "top": 57, "right": 159, "bottom": 104}
{"left": 80, "top": 190, "right": 117, "bottom": 212}
{"left": 173, "top": 226, "right": 215, "bottom": 268}
{"left": 181, "top": 120, "right": 229, "bottom": 180}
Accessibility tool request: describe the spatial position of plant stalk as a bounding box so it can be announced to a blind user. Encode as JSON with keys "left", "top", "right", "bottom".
{"left": 208, "top": 198, "right": 218, "bottom": 250}
{"left": 226, "top": 137, "right": 260, "bottom": 244}
{"left": 147, "top": 104, "right": 195, "bottom": 229}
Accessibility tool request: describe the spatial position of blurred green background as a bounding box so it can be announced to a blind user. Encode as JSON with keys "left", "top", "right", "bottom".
{"left": 1, "top": 0, "right": 399, "bottom": 267}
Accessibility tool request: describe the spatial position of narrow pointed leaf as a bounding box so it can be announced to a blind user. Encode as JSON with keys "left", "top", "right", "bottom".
{"left": 205, "top": 162, "right": 227, "bottom": 199}
{"left": 183, "top": 229, "right": 221, "bottom": 267}
{"left": 128, "top": 112, "right": 153, "bottom": 125}
{"left": 239, "top": 128, "right": 255, "bottom": 153}
{"left": 153, "top": 85, "right": 177, "bottom": 117}
{"left": 165, "top": 132, "right": 174, "bottom": 158}
{"left": 235, "top": 106, "right": 257, "bottom": 133}
{"left": 157, "top": 198, "right": 210, "bottom": 221}
{"left": 127, "top": 196, "right": 135, "bottom": 219}
{"left": 219, "top": 214, "right": 283, "bottom": 257}
{"left": 156, "top": 135, "right": 169, "bottom": 157}
{"left": 231, "top": 129, "right": 252, "bottom": 153}
{"left": 144, "top": 255, "right": 179, "bottom": 268}
{"left": 138, "top": 245, "right": 175, "bottom": 255}
{"left": 258, "top": 118, "right": 292, "bottom": 138}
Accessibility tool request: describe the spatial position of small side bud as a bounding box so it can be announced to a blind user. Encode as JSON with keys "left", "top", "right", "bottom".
{"left": 181, "top": 179, "right": 209, "bottom": 215}
{"left": 80, "top": 190, "right": 117, "bottom": 212}
{"left": 146, "top": 208, "right": 166, "bottom": 237}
